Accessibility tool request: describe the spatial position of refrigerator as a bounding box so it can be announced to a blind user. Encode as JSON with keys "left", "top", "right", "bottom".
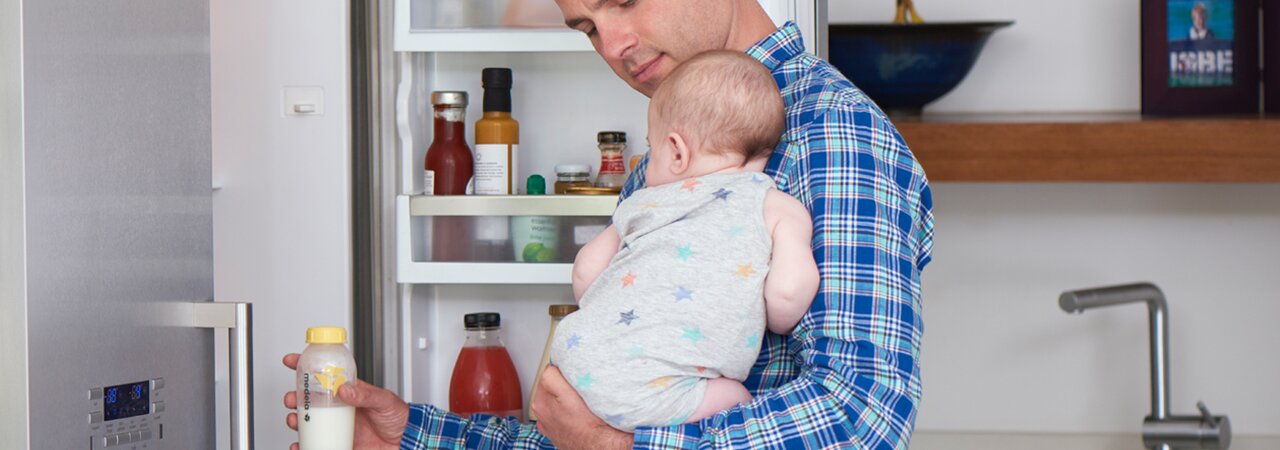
{"left": 373, "top": 0, "right": 827, "bottom": 418}
{"left": 2, "top": 0, "right": 255, "bottom": 449}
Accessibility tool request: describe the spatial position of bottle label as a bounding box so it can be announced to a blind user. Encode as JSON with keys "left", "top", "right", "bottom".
{"left": 314, "top": 364, "right": 348, "bottom": 396}
{"left": 600, "top": 153, "right": 625, "bottom": 175}
{"left": 474, "top": 144, "right": 517, "bottom": 195}
{"left": 423, "top": 170, "right": 435, "bottom": 195}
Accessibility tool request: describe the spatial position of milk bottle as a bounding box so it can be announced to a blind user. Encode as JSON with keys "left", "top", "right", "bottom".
{"left": 296, "top": 326, "right": 357, "bottom": 450}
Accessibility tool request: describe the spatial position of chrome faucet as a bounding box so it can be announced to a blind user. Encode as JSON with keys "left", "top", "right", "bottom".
{"left": 1059, "top": 282, "right": 1231, "bottom": 450}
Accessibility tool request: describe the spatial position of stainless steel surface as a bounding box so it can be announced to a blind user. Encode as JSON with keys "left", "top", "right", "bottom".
{"left": 815, "top": 0, "right": 828, "bottom": 59}
{"left": 193, "top": 302, "right": 255, "bottom": 450}
{"left": 3, "top": 0, "right": 216, "bottom": 446}
{"left": 1060, "top": 283, "right": 1231, "bottom": 449}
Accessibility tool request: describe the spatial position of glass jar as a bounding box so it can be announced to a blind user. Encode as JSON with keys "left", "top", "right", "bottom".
{"left": 553, "top": 164, "right": 593, "bottom": 194}
{"left": 595, "top": 131, "right": 627, "bottom": 189}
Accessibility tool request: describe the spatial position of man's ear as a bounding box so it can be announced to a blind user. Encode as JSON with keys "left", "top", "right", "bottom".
{"left": 667, "top": 132, "right": 692, "bottom": 175}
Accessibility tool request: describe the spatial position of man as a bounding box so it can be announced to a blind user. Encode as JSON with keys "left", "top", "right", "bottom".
{"left": 283, "top": 1, "right": 933, "bottom": 448}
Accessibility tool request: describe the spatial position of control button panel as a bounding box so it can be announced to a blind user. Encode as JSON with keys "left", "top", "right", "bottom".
{"left": 90, "top": 378, "right": 163, "bottom": 448}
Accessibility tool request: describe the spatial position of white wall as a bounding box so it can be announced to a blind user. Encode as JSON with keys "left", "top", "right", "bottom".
{"left": 832, "top": 1, "right": 1280, "bottom": 436}
{"left": 211, "top": 0, "right": 351, "bottom": 449}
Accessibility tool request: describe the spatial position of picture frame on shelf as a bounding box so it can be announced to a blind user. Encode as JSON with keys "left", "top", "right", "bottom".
{"left": 1142, "top": 0, "right": 1260, "bottom": 115}
{"left": 1266, "top": 0, "right": 1279, "bottom": 113}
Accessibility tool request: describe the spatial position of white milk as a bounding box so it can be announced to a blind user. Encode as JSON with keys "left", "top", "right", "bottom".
{"left": 297, "top": 405, "right": 355, "bottom": 450}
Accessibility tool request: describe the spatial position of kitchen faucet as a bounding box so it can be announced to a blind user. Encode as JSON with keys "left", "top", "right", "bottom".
{"left": 1059, "top": 282, "right": 1231, "bottom": 450}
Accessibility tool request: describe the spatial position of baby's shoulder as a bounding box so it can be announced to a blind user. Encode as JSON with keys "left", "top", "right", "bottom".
{"left": 762, "top": 189, "right": 811, "bottom": 230}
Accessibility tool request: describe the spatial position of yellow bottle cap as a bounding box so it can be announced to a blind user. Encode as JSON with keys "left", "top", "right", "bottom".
{"left": 306, "top": 326, "right": 348, "bottom": 344}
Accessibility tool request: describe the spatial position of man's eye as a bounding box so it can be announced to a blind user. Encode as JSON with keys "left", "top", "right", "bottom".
{"left": 620, "top": 0, "right": 637, "bottom": 7}
{"left": 582, "top": 26, "right": 597, "bottom": 37}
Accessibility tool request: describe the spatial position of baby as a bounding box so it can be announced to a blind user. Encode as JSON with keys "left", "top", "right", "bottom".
{"left": 550, "top": 50, "right": 820, "bottom": 431}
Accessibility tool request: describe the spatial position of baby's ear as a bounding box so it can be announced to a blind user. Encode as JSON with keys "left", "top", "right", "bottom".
{"left": 668, "top": 132, "right": 691, "bottom": 174}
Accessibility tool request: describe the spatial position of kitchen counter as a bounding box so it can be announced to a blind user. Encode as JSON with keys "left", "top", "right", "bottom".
{"left": 910, "top": 431, "right": 1280, "bottom": 450}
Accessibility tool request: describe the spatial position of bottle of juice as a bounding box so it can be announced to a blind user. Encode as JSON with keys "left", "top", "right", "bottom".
{"left": 296, "top": 326, "right": 356, "bottom": 450}
{"left": 449, "top": 312, "right": 523, "bottom": 420}
{"left": 511, "top": 175, "right": 558, "bottom": 263}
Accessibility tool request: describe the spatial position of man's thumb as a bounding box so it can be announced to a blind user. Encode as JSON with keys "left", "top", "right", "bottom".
{"left": 337, "top": 381, "right": 364, "bottom": 406}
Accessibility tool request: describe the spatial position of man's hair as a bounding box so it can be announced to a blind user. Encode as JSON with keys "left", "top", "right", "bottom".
{"left": 650, "top": 50, "right": 784, "bottom": 163}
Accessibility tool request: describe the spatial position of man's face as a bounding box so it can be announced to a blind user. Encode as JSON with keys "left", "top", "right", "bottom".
{"left": 554, "top": 0, "right": 733, "bottom": 97}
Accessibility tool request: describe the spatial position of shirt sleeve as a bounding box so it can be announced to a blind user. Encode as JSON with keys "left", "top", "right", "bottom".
{"left": 630, "top": 100, "right": 930, "bottom": 450}
{"left": 399, "top": 403, "right": 555, "bottom": 450}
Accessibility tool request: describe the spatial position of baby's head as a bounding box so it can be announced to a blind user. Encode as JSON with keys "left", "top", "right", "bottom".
{"left": 645, "top": 50, "right": 784, "bottom": 186}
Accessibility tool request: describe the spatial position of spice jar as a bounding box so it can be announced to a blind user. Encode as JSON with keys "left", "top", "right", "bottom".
{"left": 553, "top": 164, "right": 593, "bottom": 194}
{"left": 595, "top": 131, "right": 627, "bottom": 189}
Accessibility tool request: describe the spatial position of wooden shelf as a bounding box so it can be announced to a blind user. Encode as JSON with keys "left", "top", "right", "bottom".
{"left": 895, "top": 115, "right": 1280, "bottom": 182}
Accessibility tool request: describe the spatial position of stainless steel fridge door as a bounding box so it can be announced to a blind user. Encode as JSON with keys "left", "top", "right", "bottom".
{"left": 7, "top": 0, "right": 220, "bottom": 447}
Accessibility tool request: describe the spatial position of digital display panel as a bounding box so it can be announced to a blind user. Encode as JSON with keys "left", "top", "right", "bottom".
{"left": 103, "top": 381, "right": 150, "bottom": 421}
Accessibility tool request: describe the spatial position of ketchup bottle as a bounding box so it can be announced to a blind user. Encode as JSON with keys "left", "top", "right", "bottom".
{"left": 449, "top": 312, "right": 523, "bottom": 420}
{"left": 424, "top": 91, "right": 473, "bottom": 261}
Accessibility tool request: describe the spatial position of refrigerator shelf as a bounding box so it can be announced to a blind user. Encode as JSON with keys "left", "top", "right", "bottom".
{"left": 398, "top": 261, "right": 572, "bottom": 284}
{"left": 394, "top": 28, "right": 592, "bottom": 53}
{"left": 408, "top": 194, "right": 617, "bottom": 217}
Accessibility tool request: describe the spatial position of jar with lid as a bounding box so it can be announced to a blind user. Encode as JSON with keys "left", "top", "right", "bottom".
{"left": 595, "top": 131, "right": 627, "bottom": 189}
{"left": 553, "top": 164, "right": 593, "bottom": 194}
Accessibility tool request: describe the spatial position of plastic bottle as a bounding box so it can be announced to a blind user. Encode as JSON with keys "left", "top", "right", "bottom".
{"left": 527, "top": 304, "right": 578, "bottom": 421}
{"left": 449, "top": 313, "right": 523, "bottom": 420}
{"left": 295, "top": 326, "right": 357, "bottom": 450}
{"left": 512, "top": 175, "right": 559, "bottom": 262}
{"left": 595, "top": 131, "right": 627, "bottom": 189}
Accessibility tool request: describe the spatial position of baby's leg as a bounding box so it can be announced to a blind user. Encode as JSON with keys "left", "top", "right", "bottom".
{"left": 685, "top": 377, "right": 752, "bottom": 423}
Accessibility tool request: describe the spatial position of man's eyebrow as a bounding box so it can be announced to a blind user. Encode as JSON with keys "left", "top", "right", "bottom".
{"left": 564, "top": 0, "right": 611, "bottom": 28}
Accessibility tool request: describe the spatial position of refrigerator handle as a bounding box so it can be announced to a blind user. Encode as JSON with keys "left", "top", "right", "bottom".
{"left": 194, "top": 302, "right": 255, "bottom": 450}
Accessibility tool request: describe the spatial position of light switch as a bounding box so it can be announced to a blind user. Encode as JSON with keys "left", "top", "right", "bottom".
{"left": 282, "top": 86, "right": 324, "bottom": 117}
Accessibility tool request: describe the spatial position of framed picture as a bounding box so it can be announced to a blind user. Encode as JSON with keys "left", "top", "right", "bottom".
{"left": 1266, "top": 0, "right": 1279, "bottom": 113}
{"left": 1142, "top": 0, "right": 1260, "bottom": 115}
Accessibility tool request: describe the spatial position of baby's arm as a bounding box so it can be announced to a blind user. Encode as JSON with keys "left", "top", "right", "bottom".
{"left": 571, "top": 224, "right": 621, "bottom": 301}
{"left": 762, "top": 190, "right": 820, "bottom": 335}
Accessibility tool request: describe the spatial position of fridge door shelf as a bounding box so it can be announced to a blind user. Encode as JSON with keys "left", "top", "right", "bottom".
{"left": 394, "top": 28, "right": 592, "bottom": 53}
{"left": 396, "top": 195, "right": 614, "bottom": 284}
{"left": 408, "top": 194, "right": 617, "bottom": 217}
{"left": 395, "top": 0, "right": 591, "bottom": 53}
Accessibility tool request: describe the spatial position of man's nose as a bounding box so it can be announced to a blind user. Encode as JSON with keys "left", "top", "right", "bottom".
{"left": 596, "top": 19, "right": 637, "bottom": 62}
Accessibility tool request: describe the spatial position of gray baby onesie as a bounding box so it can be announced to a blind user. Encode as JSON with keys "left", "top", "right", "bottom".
{"left": 551, "top": 171, "right": 773, "bottom": 431}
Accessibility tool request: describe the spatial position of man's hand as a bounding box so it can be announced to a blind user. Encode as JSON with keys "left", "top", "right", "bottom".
{"left": 283, "top": 353, "right": 409, "bottom": 450}
{"left": 531, "top": 366, "right": 633, "bottom": 450}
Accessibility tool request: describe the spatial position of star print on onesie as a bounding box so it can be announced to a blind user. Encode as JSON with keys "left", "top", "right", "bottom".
{"left": 548, "top": 172, "right": 775, "bottom": 432}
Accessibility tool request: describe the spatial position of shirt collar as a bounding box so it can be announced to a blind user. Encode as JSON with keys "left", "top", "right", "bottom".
{"left": 745, "top": 21, "right": 806, "bottom": 74}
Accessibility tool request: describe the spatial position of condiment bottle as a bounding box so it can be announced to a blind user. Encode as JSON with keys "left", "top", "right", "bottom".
{"left": 553, "top": 164, "right": 593, "bottom": 194}
{"left": 511, "top": 175, "right": 559, "bottom": 262}
{"left": 473, "top": 68, "right": 518, "bottom": 195}
{"left": 296, "top": 326, "right": 357, "bottom": 450}
{"left": 425, "top": 91, "right": 473, "bottom": 261}
{"left": 449, "top": 312, "right": 523, "bottom": 420}
{"left": 527, "top": 304, "right": 578, "bottom": 422}
{"left": 595, "top": 131, "right": 627, "bottom": 189}
{"left": 425, "top": 91, "right": 473, "bottom": 195}
{"left": 473, "top": 68, "right": 517, "bottom": 261}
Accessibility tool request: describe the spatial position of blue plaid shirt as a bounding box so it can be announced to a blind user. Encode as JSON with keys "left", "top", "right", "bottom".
{"left": 401, "top": 22, "right": 934, "bottom": 450}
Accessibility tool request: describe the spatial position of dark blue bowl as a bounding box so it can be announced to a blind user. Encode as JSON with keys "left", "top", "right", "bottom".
{"left": 828, "top": 22, "right": 1013, "bottom": 116}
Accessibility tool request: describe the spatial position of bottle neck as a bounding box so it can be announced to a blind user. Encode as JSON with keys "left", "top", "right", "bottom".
{"left": 433, "top": 106, "right": 466, "bottom": 144}
{"left": 463, "top": 328, "right": 504, "bottom": 347}
{"left": 483, "top": 88, "right": 511, "bottom": 113}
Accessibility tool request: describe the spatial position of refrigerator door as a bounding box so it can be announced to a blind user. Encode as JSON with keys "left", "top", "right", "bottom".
{"left": 0, "top": 0, "right": 223, "bottom": 447}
